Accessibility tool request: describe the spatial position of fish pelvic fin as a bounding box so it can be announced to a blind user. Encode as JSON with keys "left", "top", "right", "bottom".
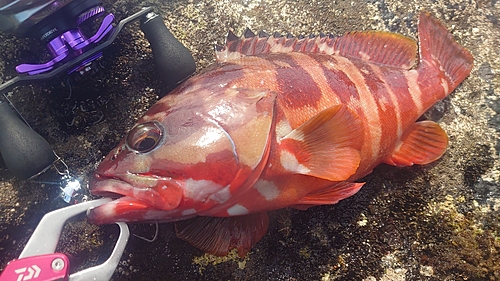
{"left": 417, "top": 12, "right": 473, "bottom": 91}
{"left": 175, "top": 212, "right": 269, "bottom": 257}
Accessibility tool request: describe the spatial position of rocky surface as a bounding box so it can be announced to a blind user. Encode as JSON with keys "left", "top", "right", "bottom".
{"left": 0, "top": 0, "right": 499, "bottom": 280}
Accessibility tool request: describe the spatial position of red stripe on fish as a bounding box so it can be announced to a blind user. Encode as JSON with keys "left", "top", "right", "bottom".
{"left": 152, "top": 149, "right": 239, "bottom": 183}
{"left": 272, "top": 54, "right": 323, "bottom": 110}
{"left": 350, "top": 59, "right": 401, "bottom": 155}
{"left": 314, "top": 56, "right": 361, "bottom": 102}
{"left": 88, "top": 12, "right": 473, "bottom": 258}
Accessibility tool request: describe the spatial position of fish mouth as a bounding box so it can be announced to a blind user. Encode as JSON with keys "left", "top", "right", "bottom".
{"left": 89, "top": 173, "right": 138, "bottom": 198}
{"left": 87, "top": 173, "right": 183, "bottom": 225}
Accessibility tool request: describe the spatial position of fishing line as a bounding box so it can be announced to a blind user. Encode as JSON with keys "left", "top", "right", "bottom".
{"left": 133, "top": 221, "right": 159, "bottom": 242}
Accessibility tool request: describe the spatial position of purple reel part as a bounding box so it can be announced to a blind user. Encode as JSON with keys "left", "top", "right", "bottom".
{"left": 16, "top": 5, "right": 115, "bottom": 76}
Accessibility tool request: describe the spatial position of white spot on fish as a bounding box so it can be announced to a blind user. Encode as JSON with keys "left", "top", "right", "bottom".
{"left": 405, "top": 69, "right": 423, "bottom": 113}
{"left": 377, "top": 95, "right": 389, "bottom": 112}
{"left": 276, "top": 120, "right": 292, "bottom": 139}
{"left": 208, "top": 185, "right": 232, "bottom": 204}
{"left": 227, "top": 204, "right": 249, "bottom": 216}
{"left": 253, "top": 179, "right": 280, "bottom": 201}
{"left": 440, "top": 78, "right": 449, "bottom": 95}
{"left": 182, "top": 208, "right": 197, "bottom": 216}
{"left": 359, "top": 51, "right": 371, "bottom": 61}
{"left": 184, "top": 179, "right": 223, "bottom": 202}
{"left": 280, "top": 150, "right": 310, "bottom": 174}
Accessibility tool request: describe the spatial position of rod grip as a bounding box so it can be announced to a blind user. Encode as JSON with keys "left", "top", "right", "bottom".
{"left": 140, "top": 12, "right": 196, "bottom": 90}
{"left": 0, "top": 102, "right": 55, "bottom": 179}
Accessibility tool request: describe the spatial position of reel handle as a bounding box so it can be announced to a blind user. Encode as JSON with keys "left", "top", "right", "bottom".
{"left": 140, "top": 12, "right": 196, "bottom": 90}
{"left": 0, "top": 102, "right": 55, "bottom": 179}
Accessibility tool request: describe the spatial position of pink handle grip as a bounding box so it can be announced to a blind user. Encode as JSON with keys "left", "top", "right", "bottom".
{"left": 0, "top": 253, "right": 70, "bottom": 281}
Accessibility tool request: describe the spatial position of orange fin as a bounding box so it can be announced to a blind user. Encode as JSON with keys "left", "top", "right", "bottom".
{"left": 294, "top": 182, "right": 365, "bottom": 210}
{"left": 385, "top": 121, "right": 448, "bottom": 166}
{"left": 175, "top": 212, "right": 269, "bottom": 257}
{"left": 417, "top": 12, "right": 473, "bottom": 89}
{"left": 330, "top": 31, "right": 417, "bottom": 69}
{"left": 216, "top": 28, "right": 417, "bottom": 69}
{"left": 279, "top": 105, "right": 363, "bottom": 181}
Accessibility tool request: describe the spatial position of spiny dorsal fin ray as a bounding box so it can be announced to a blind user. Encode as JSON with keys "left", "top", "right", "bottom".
{"left": 216, "top": 28, "right": 417, "bottom": 69}
{"left": 244, "top": 28, "right": 256, "bottom": 38}
{"left": 258, "top": 30, "right": 269, "bottom": 38}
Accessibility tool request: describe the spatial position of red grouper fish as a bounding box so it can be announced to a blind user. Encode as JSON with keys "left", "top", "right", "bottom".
{"left": 88, "top": 12, "right": 473, "bottom": 257}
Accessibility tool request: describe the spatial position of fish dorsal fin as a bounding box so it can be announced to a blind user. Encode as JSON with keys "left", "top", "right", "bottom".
{"left": 293, "top": 182, "right": 365, "bottom": 210}
{"left": 330, "top": 32, "right": 417, "bottom": 69}
{"left": 279, "top": 105, "right": 363, "bottom": 181}
{"left": 175, "top": 212, "right": 269, "bottom": 257}
{"left": 384, "top": 121, "right": 449, "bottom": 166}
{"left": 216, "top": 28, "right": 417, "bottom": 69}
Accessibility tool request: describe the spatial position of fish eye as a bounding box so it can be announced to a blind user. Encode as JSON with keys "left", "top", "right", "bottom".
{"left": 126, "top": 122, "right": 164, "bottom": 154}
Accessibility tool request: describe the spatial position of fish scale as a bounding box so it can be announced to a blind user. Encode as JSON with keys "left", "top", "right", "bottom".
{"left": 87, "top": 12, "right": 473, "bottom": 257}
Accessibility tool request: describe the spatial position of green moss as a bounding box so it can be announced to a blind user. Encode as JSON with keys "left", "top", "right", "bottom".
{"left": 192, "top": 249, "right": 248, "bottom": 275}
{"left": 299, "top": 246, "right": 311, "bottom": 258}
{"left": 422, "top": 195, "right": 500, "bottom": 280}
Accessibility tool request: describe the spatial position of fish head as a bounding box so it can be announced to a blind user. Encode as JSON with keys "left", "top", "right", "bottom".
{"left": 88, "top": 87, "right": 277, "bottom": 224}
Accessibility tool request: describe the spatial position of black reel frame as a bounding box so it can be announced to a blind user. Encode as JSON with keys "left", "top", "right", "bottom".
{"left": 0, "top": 6, "right": 196, "bottom": 179}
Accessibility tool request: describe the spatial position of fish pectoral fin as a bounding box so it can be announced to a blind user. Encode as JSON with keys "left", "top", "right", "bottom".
{"left": 279, "top": 105, "right": 363, "bottom": 181}
{"left": 175, "top": 212, "right": 269, "bottom": 257}
{"left": 293, "top": 182, "right": 365, "bottom": 210}
{"left": 385, "top": 120, "right": 449, "bottom": 166}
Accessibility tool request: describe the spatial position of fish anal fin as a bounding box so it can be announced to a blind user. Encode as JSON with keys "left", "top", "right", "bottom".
{"left": 216, "top": 28, "right": 417, "bottom": 69}
{"left": 385, "top": 121, "right": 448, "bottom": 167}
{"left": 293, "top": 182, "right": 365, "bottom": 210}
{"left": 175, "top": 212, "right": 269, "bottom": 257}
{"left": 280, "top": 105, "right": 363, "bottom": 181}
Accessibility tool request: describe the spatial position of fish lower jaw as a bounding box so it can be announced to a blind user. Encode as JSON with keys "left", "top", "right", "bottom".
{"left": 87, "top": 196, "right": 183, "bottom": 225}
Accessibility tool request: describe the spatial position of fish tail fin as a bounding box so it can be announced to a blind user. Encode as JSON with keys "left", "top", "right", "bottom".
{"left": 417, "top": 12, "right": 473, "bottom": 92}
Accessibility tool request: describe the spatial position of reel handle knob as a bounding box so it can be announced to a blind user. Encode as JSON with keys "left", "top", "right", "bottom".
{"left": 140, "top": 12, "right": 196, "bottom": 91}
{"left": 0, "top": 102, "right": 55, "bottom": 179}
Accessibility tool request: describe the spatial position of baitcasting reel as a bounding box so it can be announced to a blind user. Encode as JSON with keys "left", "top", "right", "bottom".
{"left": 0, "top": 0, "right": 196, "bottom": 180}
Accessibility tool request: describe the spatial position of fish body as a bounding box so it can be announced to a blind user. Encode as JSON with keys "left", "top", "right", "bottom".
{"left": 88, "top": 13, "right": 473, "bottom": 256}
